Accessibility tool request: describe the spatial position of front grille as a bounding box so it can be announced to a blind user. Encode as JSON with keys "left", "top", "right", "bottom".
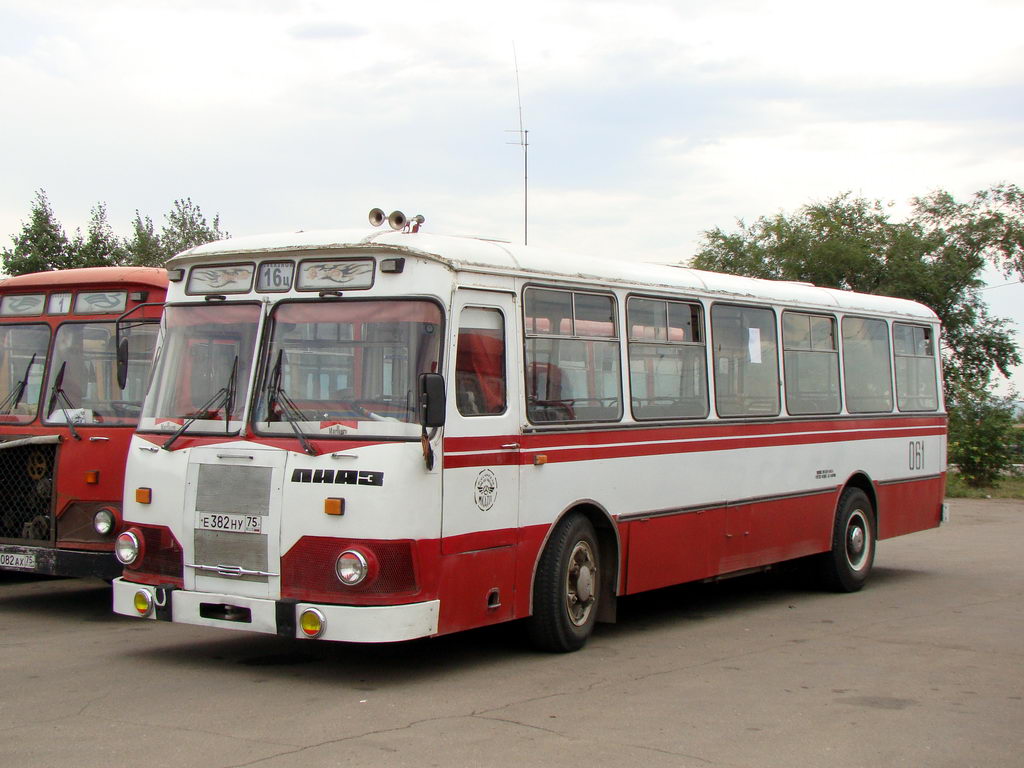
{"left": 193, "top": 464, "right": 272, "bottom": 583}
{"left": 196, "top": 464, "right": 272, "bottom": 514}
{"left": 0, "top": 439, "right": 57, "bottom": 543}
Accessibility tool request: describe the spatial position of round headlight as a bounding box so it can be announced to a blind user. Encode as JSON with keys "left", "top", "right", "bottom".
{"left": 133, "top": 590, "right": 153, "bottom": 616}
{"left": 335, "top": 550, "right": 369, "bottom": 585}
{"left": 93, "top": 508, "right": 116, "bottom": 536}
{"left": 115, "top": 530, "right": 141, "bottom": 566}
{"left": 299, "top": 608, "right": 326, "bottom": 638}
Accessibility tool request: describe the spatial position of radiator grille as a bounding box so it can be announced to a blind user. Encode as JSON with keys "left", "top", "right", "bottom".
{"left": 195, "top": 464, "right": 272, "bottom": 514}
{"left": 193, "top": 464, "right": 273, "bottom": 583}
{"left": 0, "top": 441, "right": 56, "bottom": 543}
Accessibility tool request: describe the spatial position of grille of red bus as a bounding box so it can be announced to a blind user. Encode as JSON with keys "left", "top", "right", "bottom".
{"left": 0, "top": 440, "right": 56, "bottom": 543}
{"left": 131, "top": 524, "right": 184, "bottom": 585}
{"left": 280, "top": 537, "right": 418, "bottom": 603}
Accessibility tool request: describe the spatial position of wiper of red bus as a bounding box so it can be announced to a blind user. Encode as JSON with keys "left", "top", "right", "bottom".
{"left": 265, "top": 349, "right": 317, "bottom": 456}
{"left": 45, "top": 360, "right": 82, "bottom": 441}
{"left": 161, "top": 355, "right": 238, "bottom": 451}
{"left": 0, "top": 352, "right": 36, "bottom": 414}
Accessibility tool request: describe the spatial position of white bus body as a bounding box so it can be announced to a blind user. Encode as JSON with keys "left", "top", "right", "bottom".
{"left": 112, "top": 227, "right": 946, "bottom": 651}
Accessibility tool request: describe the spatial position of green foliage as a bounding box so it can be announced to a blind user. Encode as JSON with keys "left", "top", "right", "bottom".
{"left": 2, "top": 190, "right": 229, "bottom": 275}
{"left": 1, "top": 190, "right": 72, "bottom": 275}
{"left": 947, "top": 386, "right": 1019, "bottom": 487}
{"left": 158, "top": 198, "right": 229, "bottom": 263}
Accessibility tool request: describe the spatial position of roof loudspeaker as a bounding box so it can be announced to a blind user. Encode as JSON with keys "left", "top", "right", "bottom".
{"left": 387, "top": 210, "right": 407, "bottom": 231}
{"left": 368, "top": 208, "right": 386, "bottom": 227}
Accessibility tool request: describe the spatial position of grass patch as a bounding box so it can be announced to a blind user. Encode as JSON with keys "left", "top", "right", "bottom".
{"left": 945, "top": 471, "right": 1024, "bottom": 499}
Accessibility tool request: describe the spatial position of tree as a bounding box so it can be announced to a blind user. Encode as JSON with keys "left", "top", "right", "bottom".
{"left": 1, "top": 190, "right": 73, "bottom": 275}
{"left": 691, "top": 184, "right": 1024, "bottom": 487}
{"left": 125, "top": 211, "right": 166, "bottom": 267}
{"left": 72, "top": 202, "right": 129, "bottom": 268}
{"left": 947, "top": 385, "right": 1018, "bottom": 487}
{"left": 159, "top": 198, "right": 228, "bottom": 259}
{"left": 2, "top": 191, "right": 229, "bottom": 274}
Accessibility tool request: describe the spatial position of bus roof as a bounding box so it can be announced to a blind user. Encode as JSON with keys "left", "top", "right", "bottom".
{"left": 1, "top": 266, "right": 169, "bottom": 291}
{"left": 172, "top": 229, "right": 938, "bottom": 322}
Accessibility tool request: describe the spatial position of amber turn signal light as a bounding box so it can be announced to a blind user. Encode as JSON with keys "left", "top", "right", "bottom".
{"left": 135, "top": 487, "right": 152, "bottom": 504}
{"left": 324, "top": 498, "right": 345, "bottom": 516}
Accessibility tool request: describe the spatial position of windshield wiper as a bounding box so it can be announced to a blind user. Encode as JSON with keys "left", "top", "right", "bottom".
{"left": 162, "top": 355, "right": 238, "bottom": 451}
{"left": 45, "top": 361, "right": 82, "bottom": 440}
{"left": 265, "top": 349, "right": 317, "bottom": 456}
{"left": 0, "top": 353, "right": 37, "bottom": 414}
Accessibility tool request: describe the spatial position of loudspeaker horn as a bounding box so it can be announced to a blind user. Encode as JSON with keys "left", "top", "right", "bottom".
{"left": 368, "top": 208, "right": 386, "bottom": 227}
{"left": 387, "top": 210, "right": 407, "bottom": 231}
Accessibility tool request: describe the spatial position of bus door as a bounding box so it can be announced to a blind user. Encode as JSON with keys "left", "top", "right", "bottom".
{"left": 440, "top": 291, "right": 520, "bottom": 620}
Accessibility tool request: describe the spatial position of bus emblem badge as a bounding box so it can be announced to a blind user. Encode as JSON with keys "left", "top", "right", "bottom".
{"left": 474, "top": 469, "right": 497, "bottom": 511}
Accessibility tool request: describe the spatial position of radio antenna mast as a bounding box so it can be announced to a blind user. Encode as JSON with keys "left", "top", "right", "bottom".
{"left": 506, "top": 42, "right": 529, "bottom": 245}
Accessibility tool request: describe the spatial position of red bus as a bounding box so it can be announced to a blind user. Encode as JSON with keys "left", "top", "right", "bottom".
{"left": 0, "top": 267, "right": 166, "bottom": 579}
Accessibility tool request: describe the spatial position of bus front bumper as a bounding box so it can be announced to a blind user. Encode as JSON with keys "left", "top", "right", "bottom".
{"left": 112, "top": 578, "right": 440, "bottom": 643}
{"left": 0, "top": 543, "right": 121, "bottom": 580}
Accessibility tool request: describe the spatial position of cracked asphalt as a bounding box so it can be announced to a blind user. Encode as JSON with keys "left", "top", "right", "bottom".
{"left": 1, "top": 498, "right": 1022, "bottom": 768}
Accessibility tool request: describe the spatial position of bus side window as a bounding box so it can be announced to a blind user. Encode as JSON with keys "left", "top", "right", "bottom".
{"left": 455, "top": 308, "right": 506, "bottom": 417}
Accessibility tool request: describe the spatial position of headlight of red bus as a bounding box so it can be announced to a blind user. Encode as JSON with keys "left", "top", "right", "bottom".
{"left": 93, "top": 507, "right": 117, "bottom": 536}
{"left": 115, "top": 529, "right": 144, "bottom": 566}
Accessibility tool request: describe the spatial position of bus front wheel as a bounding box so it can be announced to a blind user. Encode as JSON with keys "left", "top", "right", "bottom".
{"left": 820, "top": 487, "right": 876, "bottom": 592}
{"left": 527, "top": 514, "right": 600, "bottom": 653}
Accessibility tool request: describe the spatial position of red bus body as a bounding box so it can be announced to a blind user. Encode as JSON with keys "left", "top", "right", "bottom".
{"left": 0, "top": 267, "right": 166, "bottom": 579}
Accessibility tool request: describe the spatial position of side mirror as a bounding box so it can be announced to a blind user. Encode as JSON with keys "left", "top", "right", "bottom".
{"left": 116, "top": 336, "right": 130, "bottom": 390}
{"left": 419, "top": 373, "right": 446, "bottom": 428}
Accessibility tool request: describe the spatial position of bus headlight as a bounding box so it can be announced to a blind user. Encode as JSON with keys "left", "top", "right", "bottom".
{"left": 335, "top": 550, "right": 369, "bottom": 585}
{"left": 115, "top": 529, "right": 143, "bottom": 566}
{"left": 93, "top": 507, "right": 117, "bottom": 536}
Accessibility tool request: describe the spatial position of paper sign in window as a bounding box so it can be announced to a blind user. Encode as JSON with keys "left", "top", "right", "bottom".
{"left": 748, "top": 328, "right": 762, "bottom": 363}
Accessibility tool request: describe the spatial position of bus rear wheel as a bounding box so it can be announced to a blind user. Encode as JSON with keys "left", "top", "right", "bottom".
{"left": 527, "top": 514, "right": 600, "bottom": 653}
{"left": 820, "top": 487, "right": 875, "bottom": 592}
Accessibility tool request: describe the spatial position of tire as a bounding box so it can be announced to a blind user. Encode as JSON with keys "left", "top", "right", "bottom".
{"left": 819, "top": 487, "right": 876, "bottom": 593}
{"left": 527, "top": 514, "right": 600, "bottom": 653}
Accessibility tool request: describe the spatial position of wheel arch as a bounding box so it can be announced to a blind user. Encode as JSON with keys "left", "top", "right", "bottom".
{"left": 842, "top": 471, "right": 878, "bottom": 528}
{"left": 528, "top": 500, "right": 620, "bottom": 623}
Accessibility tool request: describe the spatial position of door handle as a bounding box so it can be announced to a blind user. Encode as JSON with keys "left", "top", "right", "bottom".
{"left": 500, "top": 443, "right": 520, "bottom": 449}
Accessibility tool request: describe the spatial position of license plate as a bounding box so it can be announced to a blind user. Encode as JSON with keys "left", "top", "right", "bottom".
{"left": 0, "top": 552, "right": 37, "bottom": 570}
{"left": 196, "top": 513, "right": 262, "bottom": 534}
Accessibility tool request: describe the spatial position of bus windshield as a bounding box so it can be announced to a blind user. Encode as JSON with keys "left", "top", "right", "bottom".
{"left": 140, "top": 304, "right": 261, "bottom": 436}
{"left": 253, "top": 300, "right": 443, "bottom": 439}
{"left": 0, "top": 324, "right": 51, "bottom": 424}
{"left": 43, "top": 321, "right": 159, "bottom": 427}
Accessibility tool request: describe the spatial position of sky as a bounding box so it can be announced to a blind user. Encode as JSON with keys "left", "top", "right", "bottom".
{"left": 1, "top": 0, "right": 1022, "bottom": 393}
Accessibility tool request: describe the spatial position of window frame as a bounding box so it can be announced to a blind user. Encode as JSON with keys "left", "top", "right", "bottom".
{"left": 781, "top": 310, "right": 841, "bottom": 416}
{"left": 625, "top": 294, "right": 709, "bottom": 421}
{"left": 521, "top": 285, "right": 623, "bottom": 425}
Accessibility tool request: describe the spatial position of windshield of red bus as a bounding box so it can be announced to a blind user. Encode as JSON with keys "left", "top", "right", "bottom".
{"left": 253, "top": 300, "right": 443, "bottom": 439}
{"left": 139, "top": 304, "right": 261, "bottom": 435}
{"left": 42, "top": 320, "right": 159, "bottom": 427}
{"left": 0, "top": 324, "right": 50, "bottom": 424}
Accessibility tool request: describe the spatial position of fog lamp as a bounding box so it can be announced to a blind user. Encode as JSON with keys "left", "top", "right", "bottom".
{"left": 335, "top": 550, "right": 368, "bottom": 585}
{"left": 299, "top": 608, "right": 326, "bottom": 638}
{"left": 133, "top": 590, "right": 153, "bottom": 616}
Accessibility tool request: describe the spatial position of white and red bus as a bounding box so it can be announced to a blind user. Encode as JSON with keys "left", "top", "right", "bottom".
{"left": 112, "top": 219, "right": 945, "bottom": 651}
{"left": 0, "top": 267, "right": 166, "bottom": 579}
